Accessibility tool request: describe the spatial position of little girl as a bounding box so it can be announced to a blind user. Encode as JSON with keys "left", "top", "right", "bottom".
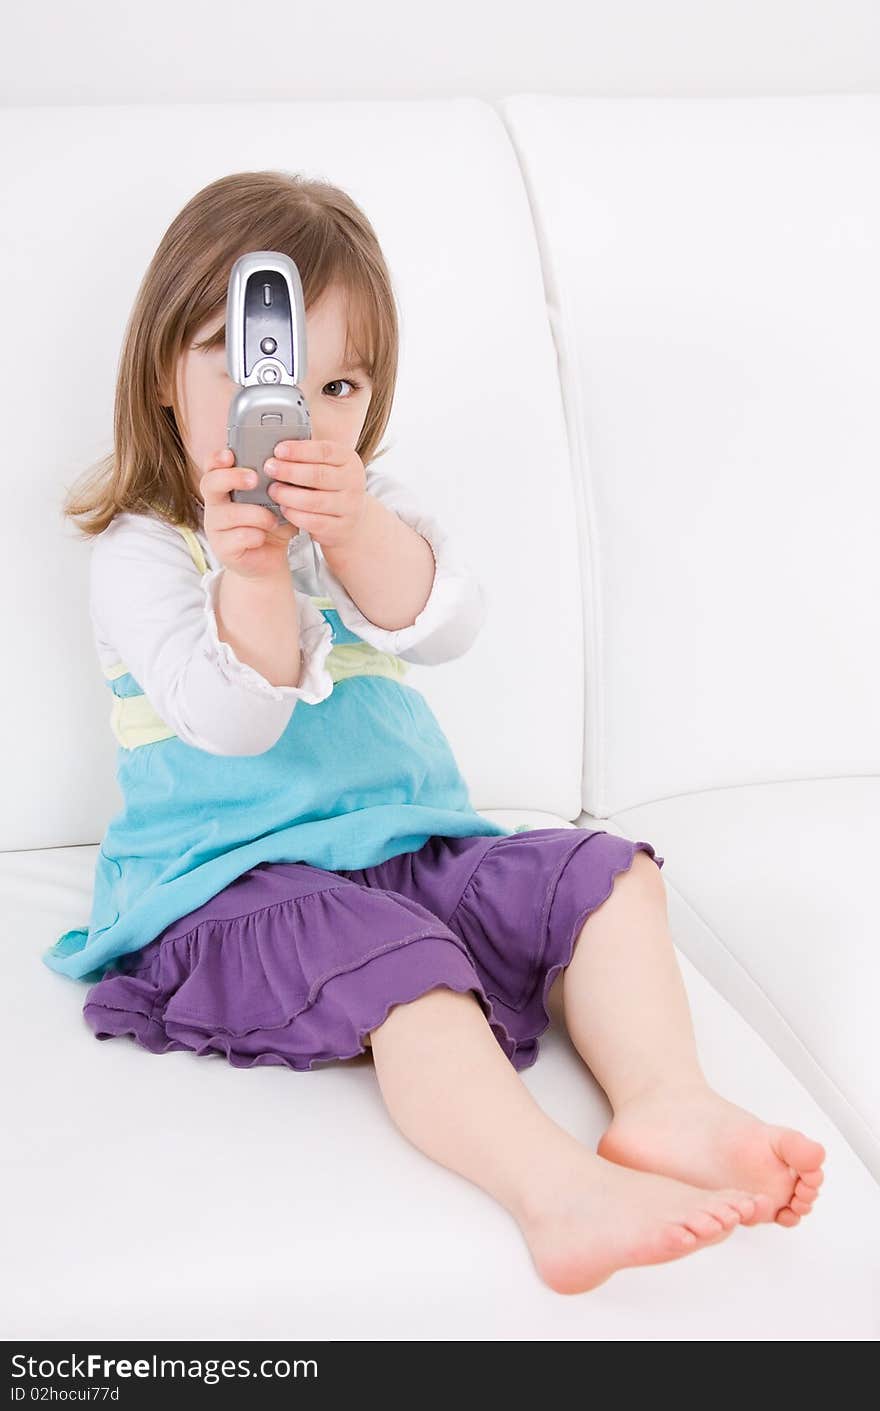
{"left": 46, "top": 170, "right": 825, "bottom": 1296}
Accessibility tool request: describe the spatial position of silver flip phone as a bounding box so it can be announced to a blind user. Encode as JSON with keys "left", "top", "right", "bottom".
{"left": 226, "top": 251, "right": 311, "bottom": 524}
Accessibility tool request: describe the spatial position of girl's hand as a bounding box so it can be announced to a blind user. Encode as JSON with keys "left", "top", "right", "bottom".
{"left": 263, "top": 439, "right": 369, "bottom": 553}
{"left": 199, "top": 448, "right": 296, "bottom": 580}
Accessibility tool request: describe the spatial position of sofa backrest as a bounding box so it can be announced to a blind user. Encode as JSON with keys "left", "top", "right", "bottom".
{"left": 5, "top": 95, "right": 875, "bottom": 852}
{"left": 502, "top": 94, "right": 880, "bottom": 817}
{"left": 0, "top": 98, "right": 584, "bottom": 851}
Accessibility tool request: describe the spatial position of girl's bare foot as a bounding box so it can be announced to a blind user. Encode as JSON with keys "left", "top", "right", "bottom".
{"left": 517, "top": 1150, "right": 760, "bottom": 1294}
{"left": 597, "top": 1080, "right": 826, "bottom": 1227}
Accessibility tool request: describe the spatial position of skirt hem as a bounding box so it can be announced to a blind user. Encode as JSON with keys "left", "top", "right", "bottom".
{"left": 82, "top": 832, "right": 665, "bottom": 1075}
{"left": 83, "top": 931, "right": 534, "bottom": 1071}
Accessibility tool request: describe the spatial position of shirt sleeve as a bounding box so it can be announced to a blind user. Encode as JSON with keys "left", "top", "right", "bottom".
{"left": 89, "top": 512, "right": 334, "bottom": 757}
{"left": 314, "top": 466, "right": 489, "bottom": 665}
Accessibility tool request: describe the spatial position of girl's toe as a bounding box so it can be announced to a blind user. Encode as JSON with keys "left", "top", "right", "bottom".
{"left": 794, "top": 1179, "right": 818, "bottom": 1204}
{"left": 775, "top": 1207, "right": 801, "bottom": 1228}
{"left": 798, "top": 1167, "right": 825, "bottom": 1190}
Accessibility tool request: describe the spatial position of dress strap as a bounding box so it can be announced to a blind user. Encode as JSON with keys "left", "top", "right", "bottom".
{"left": 175, "top": 524, "right": 208, "bottom": 575}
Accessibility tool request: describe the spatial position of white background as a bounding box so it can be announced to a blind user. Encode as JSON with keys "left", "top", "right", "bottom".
{"left": 2, "top": 0, "right": 878, "bottom": 106}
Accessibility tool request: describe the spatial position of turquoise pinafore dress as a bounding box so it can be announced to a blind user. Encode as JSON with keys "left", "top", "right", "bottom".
{"left": 44, "top": 523, "right": 512, "bottom": 985}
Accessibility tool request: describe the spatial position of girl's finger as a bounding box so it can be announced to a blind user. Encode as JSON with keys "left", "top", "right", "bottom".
{"left": 200, "top": 465, "right": 259, "bottom": 505}
{"left": 210, "top": 500, "right": 279, "bottom": 533}
{"left": 204, "top": 447, "right": 234, "bottom": 473}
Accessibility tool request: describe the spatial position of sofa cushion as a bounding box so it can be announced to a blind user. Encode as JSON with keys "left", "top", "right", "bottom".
{"left": 501, "top": 93, "right": 880, "bottom": 816}
{"left": 4, "top": 826, "right": 878, "bottom": 1340}
{"left": 0, "top": 97, "right": 582, "bottom": 856}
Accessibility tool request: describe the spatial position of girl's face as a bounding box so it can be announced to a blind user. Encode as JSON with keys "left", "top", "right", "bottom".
{"left": 165, "top": 282, "right": 373, "bottom": 496}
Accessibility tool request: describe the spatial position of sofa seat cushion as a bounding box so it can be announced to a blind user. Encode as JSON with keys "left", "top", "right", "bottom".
{"left": 5, "top": 818, "right": 879, "bottom": 1340}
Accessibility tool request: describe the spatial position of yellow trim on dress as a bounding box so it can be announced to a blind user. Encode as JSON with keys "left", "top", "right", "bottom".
{"left": 102, "top": 529, "right": 408, "bottom": 749}
{"left": 176, "top": 525, "right": 209, "bottom": 576}
{"left": 110, "top": 691, "right": 177, "bottom": 747}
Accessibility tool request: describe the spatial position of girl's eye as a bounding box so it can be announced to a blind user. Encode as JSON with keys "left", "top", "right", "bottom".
{"left": 323, "top": 378, "right": 361, "bottom": 399}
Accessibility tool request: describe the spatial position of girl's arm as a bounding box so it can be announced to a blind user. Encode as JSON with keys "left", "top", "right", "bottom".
{"left": 214, "top": 564, "right": 303, "bottom": 689}
{"left": 316, "top": 467, "right": 489, "bottom": 667}
{"left": 89, "top": 511, "right": 334, "bottom": 756}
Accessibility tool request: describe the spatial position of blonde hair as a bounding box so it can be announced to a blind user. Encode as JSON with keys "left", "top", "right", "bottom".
{"left": 62, "top": 171, "right": 399, "bottom": 537}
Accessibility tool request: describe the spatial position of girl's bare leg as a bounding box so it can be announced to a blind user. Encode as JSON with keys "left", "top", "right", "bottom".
{"left": 553, "top": 850, "right": 826, "bottom": 1226}
{"left": 368, "top": 985, "right": 761, "bottom": 1295}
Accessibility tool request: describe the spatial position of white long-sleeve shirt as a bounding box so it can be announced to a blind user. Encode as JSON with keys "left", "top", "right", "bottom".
{"left": 89, "top": 465, "right": 488, "bottom": 756}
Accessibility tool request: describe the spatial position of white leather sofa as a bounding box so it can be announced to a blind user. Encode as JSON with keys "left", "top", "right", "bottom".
{"left": 2, "top": 95, "right": 878, "bottom": 1341}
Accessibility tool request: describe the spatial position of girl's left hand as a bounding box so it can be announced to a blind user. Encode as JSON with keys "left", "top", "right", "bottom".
{"left": 263, "top": 439, "right": 369, "bottom": 552}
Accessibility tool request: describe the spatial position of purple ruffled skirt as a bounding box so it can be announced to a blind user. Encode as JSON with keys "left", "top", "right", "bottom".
{"left": 82, "top": 827, "right": 664, "bottom": 1073}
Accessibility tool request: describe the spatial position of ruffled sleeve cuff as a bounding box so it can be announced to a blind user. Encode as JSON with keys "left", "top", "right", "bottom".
{"left": 201, "top": 565, "right": 335, "bottom": 704}
{"left": 315, "top": 508, "right": 488, "bottom": 666}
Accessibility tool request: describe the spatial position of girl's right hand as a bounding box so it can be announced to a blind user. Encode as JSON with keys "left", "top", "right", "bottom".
{"left": 199, "top": 447, "right": 297, "bottom": 580}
